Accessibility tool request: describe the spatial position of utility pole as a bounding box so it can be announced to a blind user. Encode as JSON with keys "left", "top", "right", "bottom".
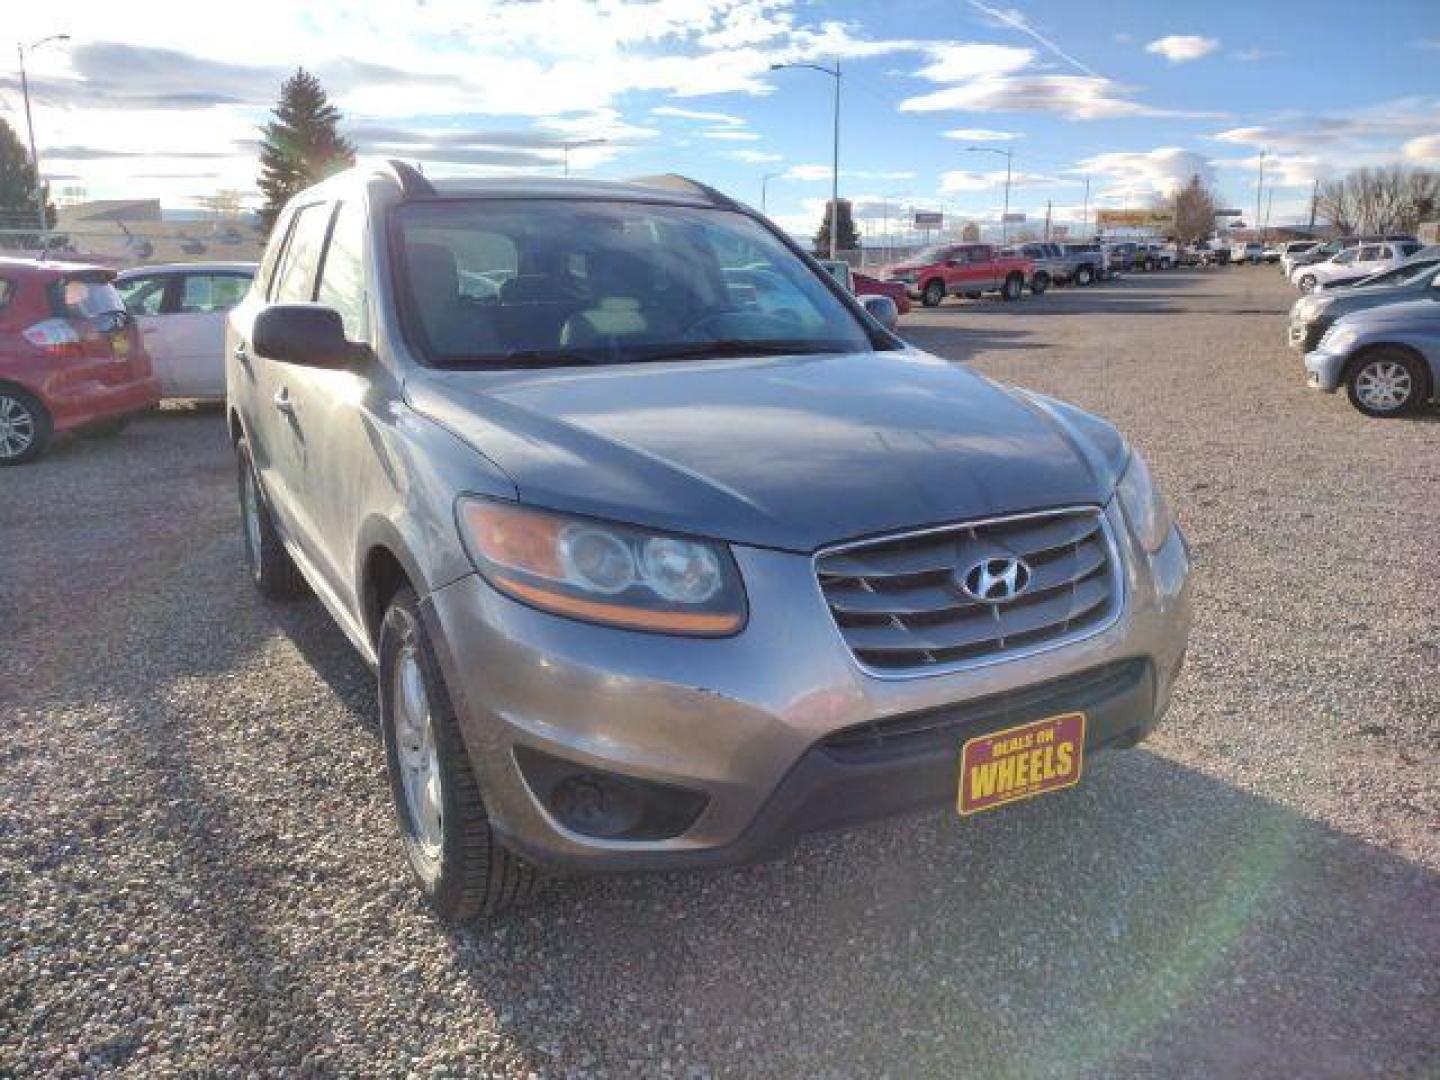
{"left": 1082, "top": 175, "right": 1090, "bottom": 237}
{"left": 1255, "top": 149, "right": 1266, "bottom": 242}
{"left": 1308, "top": 178, "right": 1319, "bottom": 231}
{"left": 1044, "top": 200, "right": 1052, "bottom": 242}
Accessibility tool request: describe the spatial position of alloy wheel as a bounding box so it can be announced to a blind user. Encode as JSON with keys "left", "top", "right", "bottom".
{"left": 1354, "top": 360, "right": 1414, "bottom": 412}
{"left": 392, "top": 644, "right": 444, "bottom": 859}
{"left": 0, "top": 394, "right": 36, "bottom": 461}
{"left": 240, "top": 465, "right": 264, "bottom": 572}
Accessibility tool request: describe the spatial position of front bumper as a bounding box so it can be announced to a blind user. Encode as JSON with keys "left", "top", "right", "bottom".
{"left": 423, "top": 504, "right": 1193, "bottom": 872}
{"left": 1304, "top": 346, "right": 1347, "bottom": 392}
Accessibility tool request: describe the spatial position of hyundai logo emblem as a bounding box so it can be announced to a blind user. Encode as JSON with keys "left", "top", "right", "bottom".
{"left": 961, "top": 556, "right": 1031, "bottom": 603}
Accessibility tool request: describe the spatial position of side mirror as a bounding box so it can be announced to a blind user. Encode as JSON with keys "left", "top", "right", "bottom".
{"left": 860, "top": 294, "right": 900, "bottom": 332}
{"left": 253, "top": 303, "right": 356, "bottom": 368}
{"left": 945, "top": 258, "right": 963, "bottom": 268}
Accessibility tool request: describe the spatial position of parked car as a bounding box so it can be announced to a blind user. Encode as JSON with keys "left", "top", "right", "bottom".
{"left": 884, "top": 243, "right": 1034, "bottom": 305}
{"left": 1291, "top": 242, "right": 1418, "bottom": 293}
{"left": 817, "top": 260, "right": 910, "bottom": 318}
{"left": 1289, "top": 261, "right": 1440, "bottom": 351}
{"left": 1286, "top": 235, "right": 1419, "bottom": 277}
{"left": 227, "top": 164, "right": 1192, "bottom": 920}
{"left": 1230, "top": 241, "right": 1265, "bottom": 265}
{"left": 0, "top": 257, "right": 159, "bottom": 465}
{"left": 1010, "top": 243, "right": 1069, "bottom": 290}
{"left": 851, "top": 271, "right": 911, "bottom": 316}
{"left": 1102, "top": 242, "right": 1138, "bottom": 274}
{"left": 1305, "top": 242, "right": 1425, "bottom": 291}
{"left": 1059, "top": 242, "right": 1109, "bottom": 284}
{"left": 1276, "top": 240, "right": 1321, "bottom": 275}
{"left": 1304, "top": 293, "right": 1439, "bottom": 416}
{"left": 115, "top": 262, "right": 257, "bottom": 399}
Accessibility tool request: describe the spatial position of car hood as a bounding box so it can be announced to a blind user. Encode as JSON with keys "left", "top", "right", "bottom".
{"left": 407, "top": 351, "right": 1110, "bottom": 553}
{"left": 1338, "top": 296, "right": 1440, "bottom": 327}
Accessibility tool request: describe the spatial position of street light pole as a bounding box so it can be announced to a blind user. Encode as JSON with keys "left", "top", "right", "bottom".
{"left": 965, "top": 146, "right": 1014, "bottom": 243}
{"left": 561, "top": 138, "right": 608, "bottom": 177}
{"left": 770, "top": 59, "right": 842, "bottom": 258}
{"left": 16, "top": 34, "right": 69, "bottom": 237}
{"left": 761, "top": 171, "right": 782, "bottom": 214}
{"left": 1255, "top": 148, "right": 1266, "bottom": 242}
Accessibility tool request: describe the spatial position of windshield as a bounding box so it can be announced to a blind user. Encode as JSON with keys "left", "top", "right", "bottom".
{"left": 394, "top": 199, "right": 874, "bottom": 368}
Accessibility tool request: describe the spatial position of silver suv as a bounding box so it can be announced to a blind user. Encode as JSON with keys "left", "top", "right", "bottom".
{"left": 228, "top": 163, "right": 1192, "bottom": 921}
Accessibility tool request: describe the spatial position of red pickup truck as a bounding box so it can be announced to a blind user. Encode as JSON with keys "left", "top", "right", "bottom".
{"left": 884, "top": 243, "right": 1035, "bottom": 307}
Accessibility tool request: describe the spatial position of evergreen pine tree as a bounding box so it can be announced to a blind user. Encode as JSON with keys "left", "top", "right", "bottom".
{"left": 813, "top": 199, "right": 861, "bottom": 256}
{"left": 0, "top": 117, "right": 56, "bottom": 241}
{"left": 256, "top": 69, "right": 355, "bottom": 234}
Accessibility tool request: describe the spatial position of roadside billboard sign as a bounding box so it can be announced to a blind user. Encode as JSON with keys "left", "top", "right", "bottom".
{"left": 1002, "top": 212, "right": 1027, "bottom": 223}
{"left": 1095, "top": 208, "right": 1176, "bottom": 229}
{"left": 912, "top": 210, "right": 943, "bottom": 229}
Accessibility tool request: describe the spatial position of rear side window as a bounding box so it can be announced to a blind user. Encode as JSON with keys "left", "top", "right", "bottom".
{"left": 180, "top": 274, "right": 251, "bottom": 313}
{"left": 56, "top": 276, "right": 126, "bottom": 319}
{"left": 0, "top": 279, "right": 13, "bottom": 314}
{"left": 117, "top": 275, "right": 168, "bottom": 316}
{"left": 316, "top": 200, "right": 369, "bottom": 339}
{"left": 271, "top": 203, "right": 333, "bottom": 303}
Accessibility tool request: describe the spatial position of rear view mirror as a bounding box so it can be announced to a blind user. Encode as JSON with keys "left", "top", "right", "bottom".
{"left": 860, "top": 294, "right": 900, "bottom": 332}
{"left": 253, "top": 304, "right": 357, "bottom": 368}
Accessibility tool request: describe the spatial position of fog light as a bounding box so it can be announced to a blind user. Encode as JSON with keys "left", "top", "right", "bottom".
{"left": 514, "top": 746, "right": 709, "bottom": 841}
{"left": 550, "top": 774, "right": 644, "bottom": 838}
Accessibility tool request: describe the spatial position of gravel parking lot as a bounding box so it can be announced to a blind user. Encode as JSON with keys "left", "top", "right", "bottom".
{"left": 3, "top": 266, "right": 1436, "bottom": 1078}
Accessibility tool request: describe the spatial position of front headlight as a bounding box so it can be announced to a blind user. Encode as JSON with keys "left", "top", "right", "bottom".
{"left": 1115, "top": 449, "right": 1174, "bottom": 555}
{"left": 1295, "top": 296, "right": 1331, "bottom": 322}
{"left": 457, "top": 497, "right": 747, "bottom": 636}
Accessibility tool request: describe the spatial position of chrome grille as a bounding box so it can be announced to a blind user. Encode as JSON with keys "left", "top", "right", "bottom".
{"left": 816, "top": 508, "right": 1122, "bottom": 675}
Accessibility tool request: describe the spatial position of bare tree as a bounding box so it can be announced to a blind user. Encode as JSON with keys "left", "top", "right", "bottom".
{"left": 1317, "top": 166, "right": 1440, "bottom": 235}
{"left": 1168, "top": 173, "right": 1219, "bottom": 243}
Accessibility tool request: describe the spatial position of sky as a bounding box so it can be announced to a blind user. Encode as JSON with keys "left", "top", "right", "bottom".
{"left": 2, "top": 0, "right": 1437, "bottom": 241}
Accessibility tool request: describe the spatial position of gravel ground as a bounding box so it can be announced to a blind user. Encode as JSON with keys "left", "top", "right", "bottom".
{"left": 2, "top": 266, "right": 1436, "bottom": 1078}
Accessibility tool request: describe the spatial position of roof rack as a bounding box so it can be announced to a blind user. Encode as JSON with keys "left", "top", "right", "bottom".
{"left": 376, "top": 159, "right": 436, "bottom": 198}
{"left": 627, "top": 173, "right": 740, "bottom": 211}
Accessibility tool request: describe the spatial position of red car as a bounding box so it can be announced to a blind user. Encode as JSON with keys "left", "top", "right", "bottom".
{"left": 852, "top": 271, "right": 912, "bottom": 315}
{"left": 0, "top": 258, "right": 159, "bottom": 465}
{"left": 884, "top": 243, "right": 1035, "bottom": 307}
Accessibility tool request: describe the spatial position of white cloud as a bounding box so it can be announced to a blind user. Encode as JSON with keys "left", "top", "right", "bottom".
{"left": 784, "top": 164, "right": 915, "bottom": 181}
{"left": 1403, "top": 135, "right": 1440, "bottom": 164}
{"left": 915, "top": 43, "right": 1034, "bottom": 82}
{"left": 939, "top": 169, "right": 1055, "bottom": 193}
{"left": 1079, "top": 147, "right": 1216, "bottom": 199}
{"left": 901, "top": 75, "right": 1219, "bottom": 120}
{"left": 702, "top": 129, "right": 761, "bottom": 141}
{"left": 725, "top": 149, "right": 784, "bottom": 164}
{"left": 942, "top": 128, "right": 1021, "bottom": 142}
{"left": 1145, "top": 35, "right": 1220, "bottom": 63}
{"left": 650, "top": 105, "right": 746, "bottom": 126}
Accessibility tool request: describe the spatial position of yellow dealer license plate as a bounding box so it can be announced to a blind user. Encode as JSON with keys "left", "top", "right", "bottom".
{"left": 958, "top": 712, "right": 1085, "bottom": 815}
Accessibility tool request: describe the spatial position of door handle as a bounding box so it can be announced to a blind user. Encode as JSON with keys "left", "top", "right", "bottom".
{"left": 273, "top": 388, "right": 294, "bottom": 415}
{"left": 233, "top": 341, "right": 249, "bottom": 365}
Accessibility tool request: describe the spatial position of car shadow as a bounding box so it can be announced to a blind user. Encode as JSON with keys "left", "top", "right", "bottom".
{"left": 451, "top": 746, "right": 1438, "bottom": 1077}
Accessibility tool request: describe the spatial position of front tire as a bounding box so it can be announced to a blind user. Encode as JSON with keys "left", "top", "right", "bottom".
{"left": 0, "top": 388, "right": 51, "bottom": 466}
{"left": 1001, "top": 273, "right": 1023, "bottom": 301}
{"left": 1345, "top": 350, "right": 1427, "bottom": 417}
{"left": 1297, "top": 274, "right": 1317, "bottom": 293}
{"left": 379, "top": 588, "right": 540, "bottom": 921}
{"left": 236, "top": 438, "right": 307, "bottom": 600}
{"left": 1074, "top": 265, "right": 1094, "bottom": 286}
{"left": 921, "top": 280, "right": 946, "bottom": 307}
{"left": 1030, "top": 273, "right": 1049, "bottom": 295}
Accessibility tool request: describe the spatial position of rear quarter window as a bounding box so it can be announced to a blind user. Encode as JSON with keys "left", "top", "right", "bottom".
{"left": 0, "top": 278, "right": 13, "bottom": 314}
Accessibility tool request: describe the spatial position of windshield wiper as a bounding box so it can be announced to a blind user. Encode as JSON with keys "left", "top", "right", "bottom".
{"left": 640, "top": 340, "right": 838, "bottom": 363}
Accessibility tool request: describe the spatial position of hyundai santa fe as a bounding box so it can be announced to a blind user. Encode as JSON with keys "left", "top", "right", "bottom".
{"left": 227, "top": 163, "right": 1192, "bottom": 921}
